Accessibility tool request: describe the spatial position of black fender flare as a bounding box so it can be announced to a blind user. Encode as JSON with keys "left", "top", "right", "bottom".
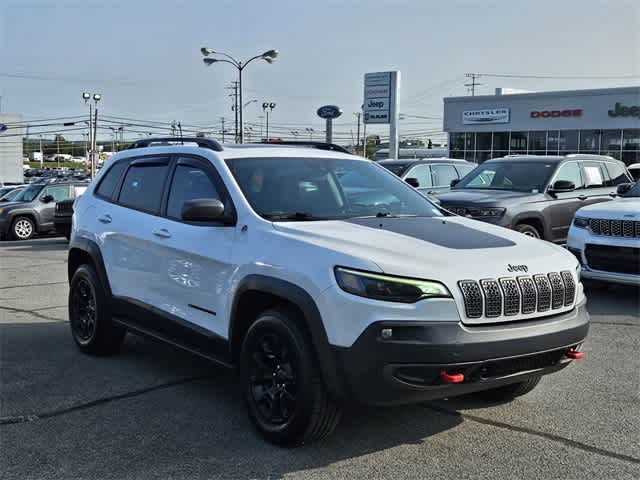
{"left": 229, "top": 274, "right": 346, "bottom": 400}
{"left": 511, "top": 212, "right": 548, "bottom": 238}
{"left": 68, "top": 237, "right": 112, "bottom": 297}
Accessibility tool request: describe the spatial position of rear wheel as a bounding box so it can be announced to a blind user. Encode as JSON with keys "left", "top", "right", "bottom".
{"left": 476, "top": 375, "right": 541, "bottom": 402}
{"left": 11, "top": 216, "right": 35, "bottom": 240}
{"left": 69, "top": 264, "right": 125, "bottom": 355}
{"left": 239, "top": 308, "right": 342, "bottom": 446}
{"left": 515, "top": 223, "right": 541, "bottom": 239}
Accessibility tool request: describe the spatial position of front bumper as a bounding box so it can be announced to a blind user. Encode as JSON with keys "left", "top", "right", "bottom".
{"left": 332, "top": 300, "right": 589, "bottom": 406}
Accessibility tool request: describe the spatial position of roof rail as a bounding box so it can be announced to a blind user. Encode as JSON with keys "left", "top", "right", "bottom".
{"left": 257, "top": 140, "right": 351, "bottom": 154}
{"left": 127, "top": 137, "right": 223, "bottom": 152}
{"left": 565, "top": 153, "right": 616, "bottom": 160}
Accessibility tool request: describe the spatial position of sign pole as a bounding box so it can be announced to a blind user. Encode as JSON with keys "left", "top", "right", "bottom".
{"left": 325, "top": 118, "right": 332, "bottom": 143}
{"left": 389, "top": 71, "right": 400, "bottom": 160}
{"left": 317, "top": 105, "right": 342, "bottom": 143}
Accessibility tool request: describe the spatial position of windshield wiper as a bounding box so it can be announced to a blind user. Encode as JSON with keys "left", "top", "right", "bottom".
{"left": 260, "top": 212, "right": 329, "bottom": 221}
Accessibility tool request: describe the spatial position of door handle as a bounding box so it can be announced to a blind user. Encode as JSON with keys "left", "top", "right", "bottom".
{"left": 578, "top": 195, "right": 587, "bottom": 201}
{"left": 152, "top": 228, "right": 172, "bottom": 239}
{"left": 98, "top": 214, "right": 112, "bottom": 224}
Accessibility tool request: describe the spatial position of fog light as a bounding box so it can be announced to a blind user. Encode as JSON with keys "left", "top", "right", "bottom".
{"left": 381, "top": 328, "right": 393, "bottom": 340}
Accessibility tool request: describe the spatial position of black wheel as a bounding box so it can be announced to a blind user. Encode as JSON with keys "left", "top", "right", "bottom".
{"left": 239, "top": 308, "right": 342, "bottom": 446}
{"left": 11, "top": 216, "right": 35, "bottom": 240}
{"left": 515, "top": 223, "right": 541, "bottom": 239}
{"left": 69, "top": 264, "right": 125, "bottom": 355}
{"left": 476, "top": 376, "right": 541, "bottom": 402}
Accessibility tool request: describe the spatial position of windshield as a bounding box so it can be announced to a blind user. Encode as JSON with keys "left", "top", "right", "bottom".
{"left": 622, "top": 181, "right": 640, "bottom": 198}
{"left": 454, "top": 161, "right": 556, "bottom": 193}
{"left": 228, "top": 157, "right": 442, "bottom": 220}
{"left": 11, "top": 184, "right": 43, "bottom": 203}
{"left": 0, "top": 188, "right": 25, "bottom": 202}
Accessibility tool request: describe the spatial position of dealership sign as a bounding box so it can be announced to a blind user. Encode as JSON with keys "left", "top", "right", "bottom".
{"left": 316, "top": 105, "right": 342, "bottom": 119}
{"left": 363, "top": 71, "right": 399, "bottom": 125}
{"left": 608, "top": 102, "right": 640, "bottom": 118}
{"left": 462, "top": 108, "right": 510, "bottom": 125}
{"left": 530, "top": 109, "right": 582, "bottom": 118}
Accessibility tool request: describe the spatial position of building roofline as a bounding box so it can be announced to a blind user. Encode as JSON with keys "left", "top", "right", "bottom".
{"left": 444, "top": 86, "right": 640, "bottom": 103}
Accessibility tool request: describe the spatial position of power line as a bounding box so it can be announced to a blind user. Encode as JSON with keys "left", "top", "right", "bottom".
{"left": 478, "top": 72, "right": 640, "bottom": 80}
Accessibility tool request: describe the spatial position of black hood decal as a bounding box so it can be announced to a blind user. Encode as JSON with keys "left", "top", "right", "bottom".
{"left": 345, "top": 217, "right": 515, "bottom": 249}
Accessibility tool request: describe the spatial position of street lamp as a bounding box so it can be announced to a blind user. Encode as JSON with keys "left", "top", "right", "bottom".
{"left": 82, "top": 92, "right": 101, "bottom": 178}
{"left": 262, "top": 102, "right": 276, "bottom": 140}
{"left": 305, "top": 127, "right": 314, "bottom": 141}
{"left": 201, "top": 47, "right": 278, "bottom": 143}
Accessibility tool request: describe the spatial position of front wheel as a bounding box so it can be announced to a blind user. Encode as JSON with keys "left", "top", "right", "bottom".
{"left": 475, "top": 376, "right": 542, "bottom": 402}
{"left": 11, "top": 216, "right": 35, "bottom": 240}
{"left": 514, "top": 223, "right": 541, "bottom": 239}
{"left": 239, "top": 308, "right": 342, "bottom": 446}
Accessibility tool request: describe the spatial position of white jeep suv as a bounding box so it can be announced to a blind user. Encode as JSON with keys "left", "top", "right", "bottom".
{"left": 68, "top": 137, "right": 589, "bottom": 445}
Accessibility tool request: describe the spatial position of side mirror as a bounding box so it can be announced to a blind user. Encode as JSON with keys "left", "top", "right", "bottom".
{"left": 616, "top": 183, "right": 633, "bottom": 196}
{"left": 405, "top": 177, "right": 420, "bottom": 188}
{"left": 181, "top": 198, "right": 225, "bottom": 222}
{"left": 549, "top": 180, "right": 575, "bottom": 194}
{"left": 41, "top": 194, "right": 54, "bottom": 203}
{"left": 450, "top": 178, "right": 460, "bottom": 188}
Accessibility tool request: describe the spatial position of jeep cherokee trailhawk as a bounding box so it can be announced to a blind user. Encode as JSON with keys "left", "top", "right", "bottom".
{"left": 67, "top": 137, "right": 589, "bottom": 445}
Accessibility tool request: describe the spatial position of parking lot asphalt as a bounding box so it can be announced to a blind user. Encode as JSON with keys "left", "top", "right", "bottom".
{"left": 1, "top": 238, "right": 639, "bottom": 480}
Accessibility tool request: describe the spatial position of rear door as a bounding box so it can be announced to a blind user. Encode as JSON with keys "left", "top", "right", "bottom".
{"left": 403, "top": 164, "right": 432, "bottom": 193}
{"left": 430, "top": 164, "right": 460, "bottom": 193}
{"left": 548, "top": 161, "right": 585, "bottom": 242}
{"left": 38, "top": 184, "right": 73, "bottom": 229}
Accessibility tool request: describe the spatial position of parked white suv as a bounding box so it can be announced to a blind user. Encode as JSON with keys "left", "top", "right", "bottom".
{"left": 68, "top": 137, "right": 589, "bottom": 445}
{"left": 567, "top": 181, "right": 640, "bottom": 285}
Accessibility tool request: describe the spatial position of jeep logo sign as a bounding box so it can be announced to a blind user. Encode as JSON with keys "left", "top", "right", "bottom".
{"left": 507, "top": 264, "right": 528, "bottom": 273}
{"left": 317, "top": 105, "right": 343, "bottom": 119}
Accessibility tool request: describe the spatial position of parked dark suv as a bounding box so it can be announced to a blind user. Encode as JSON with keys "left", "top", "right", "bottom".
{"left": 379, "top": 158, "right": 476, "bottom": 195}
{"left": 0, "top": 181, "right": 89, "bottom": 240}
{"left": 435, "top": 155, "right": 633, "bottom": 243}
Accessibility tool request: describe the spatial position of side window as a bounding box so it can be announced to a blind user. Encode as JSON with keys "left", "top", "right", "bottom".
{"left": 581, "top": 161, "right": 606, "bottom": 188}
{"left": 554, "top": 162, "right": 584, "bottom": 189}
{"left": 117, "top": 164, "right": 169, "bottom": 214}
{"left": 43, "top": 185, "right": 72, "bottom": 201}
{"left": 167, "top": 164, "right": 222, "bottom": 220}
{"left": 604, "top": 162, "right": 631, "bottom": 186}
{"left": 95, "top": 161, "right": 127, "bottom": 199}
{"left": 455, "top": 164, "right": 474, "bottom": 179}
{"left": 431, "top": 164, "right": 459, "bottom": 187}
{"left": 405, "top": 164, "right": 432, "bottom": 188}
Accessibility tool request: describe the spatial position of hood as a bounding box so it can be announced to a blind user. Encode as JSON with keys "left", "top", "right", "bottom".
{"left": 434, "top": 189, "right": 540, "bottom": 205}
{"left": 0, "top": 201, "right": 26, "bottom": 209}
{"left": 576, "top": 198, "right": 640, "bottom": 219}
{"left": 272, "top": 216, "right": 576, "bottom": 283}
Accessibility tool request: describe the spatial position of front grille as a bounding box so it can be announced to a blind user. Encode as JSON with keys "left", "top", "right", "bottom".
{"left": 587, "top": 217, "right": 640, "bottom": 238}
{"left": 458, "top": 271, "right": 575, "bottom": 321}
{"left": 534, "top": 274, "right": 552, "bottom": 312}
{"left": 480, "top": 279, "right": 502, "bottom": 317}
{"left": 585, "top": 244, "right": 640, "bottom": 274}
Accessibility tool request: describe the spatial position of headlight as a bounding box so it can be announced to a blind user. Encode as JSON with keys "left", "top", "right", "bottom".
{"left": 467, "top": 207, "right": 505, "bottom": 217}
{"left": 573, "top": 217, "right": 589, "bottom": 228}
{"left": 334, "top": 267, "right": 451, "bottom": 303}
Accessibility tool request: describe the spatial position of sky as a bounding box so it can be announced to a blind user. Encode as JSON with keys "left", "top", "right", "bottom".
{"left": 0, "top": 0, "right": 638, "bottom": 142}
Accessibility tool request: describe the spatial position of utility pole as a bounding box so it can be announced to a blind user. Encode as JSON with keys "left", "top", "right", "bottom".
{"left": 221, "top": 117, "right": 226, "bottom": 143}
{"left": 464, "top": 73, "right": 483, "bottom": 96}
{"left": 56, "top": 134, "right": 60, "bottom": 169}
{"left": 227, "top": 81, "right": 239, "bottom": 143}
{"left": 39, "top": 135, "right": 43, "bottom": 169}
{"left": 354, "top": 112, "right": 361, "bottom": 153}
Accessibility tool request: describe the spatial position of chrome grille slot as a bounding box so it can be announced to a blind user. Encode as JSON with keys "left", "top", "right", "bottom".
{"left": 499, "top": 278, "right": 520, "bottom": 316}
{"left": 517, "top": 276, "right": 537, "bottom": 314}
{"left": 458, "top": 280, "right": 482, "bottom": 318}
{"left": 548, "top": 272, "right": 565, "bottom": 309}
{"left": 480, "top": 279, "right": 502, "bottom": 317}
{"left": 611, "top": 220, "right": 622, "bottom": 237}
{"left": 560, "top": 271, "right": 576, "bottom": 306}
{"left": 587, "top": 217, "right": 639, "bottom": 238}
{"left": 534, "top": 274, "right": 551, "bottom": 312}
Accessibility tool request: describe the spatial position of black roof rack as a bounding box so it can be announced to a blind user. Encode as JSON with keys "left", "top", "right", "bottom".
{"left": 127, "top": 137, "right": 223, "bottom": 152}
{"left": 257, "top": 140, "right": 350, "bottom": 154}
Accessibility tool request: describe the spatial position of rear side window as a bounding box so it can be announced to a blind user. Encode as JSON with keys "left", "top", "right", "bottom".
{"left": 431, "top": 164, "right": 458, "bottom": 187}
{"left": 43, "top": 185, "right": 72, "bottom": 201}
{"left": 604, "top": 162, "right": 631, "bottom": 186}
{"left": 117, "top": 164, "right": 169, "bottom": 214}
{"left": 166, "top": 164, "right": 221, "bottom": 219}
{"left": 582, "top": 161, "right": 606, "bottom": 188}
{"left": 405, "top": 164, "right": 432, "bottom": 187}
{"left": 554, "top": 162, "right": 584, "bottom": 189}
{"left": 95, "top": 161, "right": 127, "bottom": 199}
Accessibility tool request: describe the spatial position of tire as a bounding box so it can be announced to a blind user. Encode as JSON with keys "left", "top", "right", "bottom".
{"left": 68, "top": 264, "right": 125, "bottom": 355}
{"left": 11, "top": 216, "right": 35, "bottom": 240}
{"left": 514, "top": 223, "right": 541, "bottom": 239}
{"left": 476, "top": 375, "right": 541, "bottom": 402}
{"left": 239, "top": 308, "right": 342, "bottom": 446}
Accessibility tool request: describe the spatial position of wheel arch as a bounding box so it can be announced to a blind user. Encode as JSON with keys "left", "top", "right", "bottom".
{"left": 229, "top": 275, "right": 346, "bottom": 400}
{"left": 67, "top": 237, "right": 112, "bottom": 297}
{"left": 6, "top": 210, "right": 38, "bottom": 233}
{"left": 512, "top": 213, "right": 547, "bottom": 239}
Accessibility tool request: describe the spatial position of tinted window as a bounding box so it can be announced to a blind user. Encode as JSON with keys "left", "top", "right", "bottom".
{"left": 96, "top": 161, "right": 127, "bottom": 199}
{"left": 456, "top": 161, "right": 556, "bottom": 192}
{"left": 554, "top": 162, "right": 583, "bottom": 189}
{"left": 582, "top": 162, "right": 606, "bottom": 188}
{"left": 118, "top": 164, "right": 169, "bottom": 214}
{"left": 167, "top": 164, "right": 221, "bottom": 219}
{"left": 604, "top": 162, "right": 631, "bottom": 186}
{"left": 43, "top": 185, "right": 72, "bottom": 201}
{"left": 405, "top": 164, "right": 432, "bottom": 187}
{"left": 10, "top": 184, "right": 43, "bottom": 202}
{"left": 431, "top": 165, "right": 458, "bottom": 187}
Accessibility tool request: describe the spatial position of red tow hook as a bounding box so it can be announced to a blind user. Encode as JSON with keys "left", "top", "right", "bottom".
{"left": 566, "top": 348, "right": 584, "bottom": 360}
{"left": 440, "top": 370, "right": 465, "bottom": 384}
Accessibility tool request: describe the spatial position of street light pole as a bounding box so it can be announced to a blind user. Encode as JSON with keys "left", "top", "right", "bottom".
{"left": 201, "top": 48, "right": 278, "bottom": 143}
{"left": 262, "top": 102, "right": 276, "bottom": 140}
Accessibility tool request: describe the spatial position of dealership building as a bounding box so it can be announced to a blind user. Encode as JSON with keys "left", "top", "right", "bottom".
{"left": 0, "top": 113, "right": 24, "bottom": 184}
{"left": 443, "top": 86, "right": 639, "bottom": 165}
